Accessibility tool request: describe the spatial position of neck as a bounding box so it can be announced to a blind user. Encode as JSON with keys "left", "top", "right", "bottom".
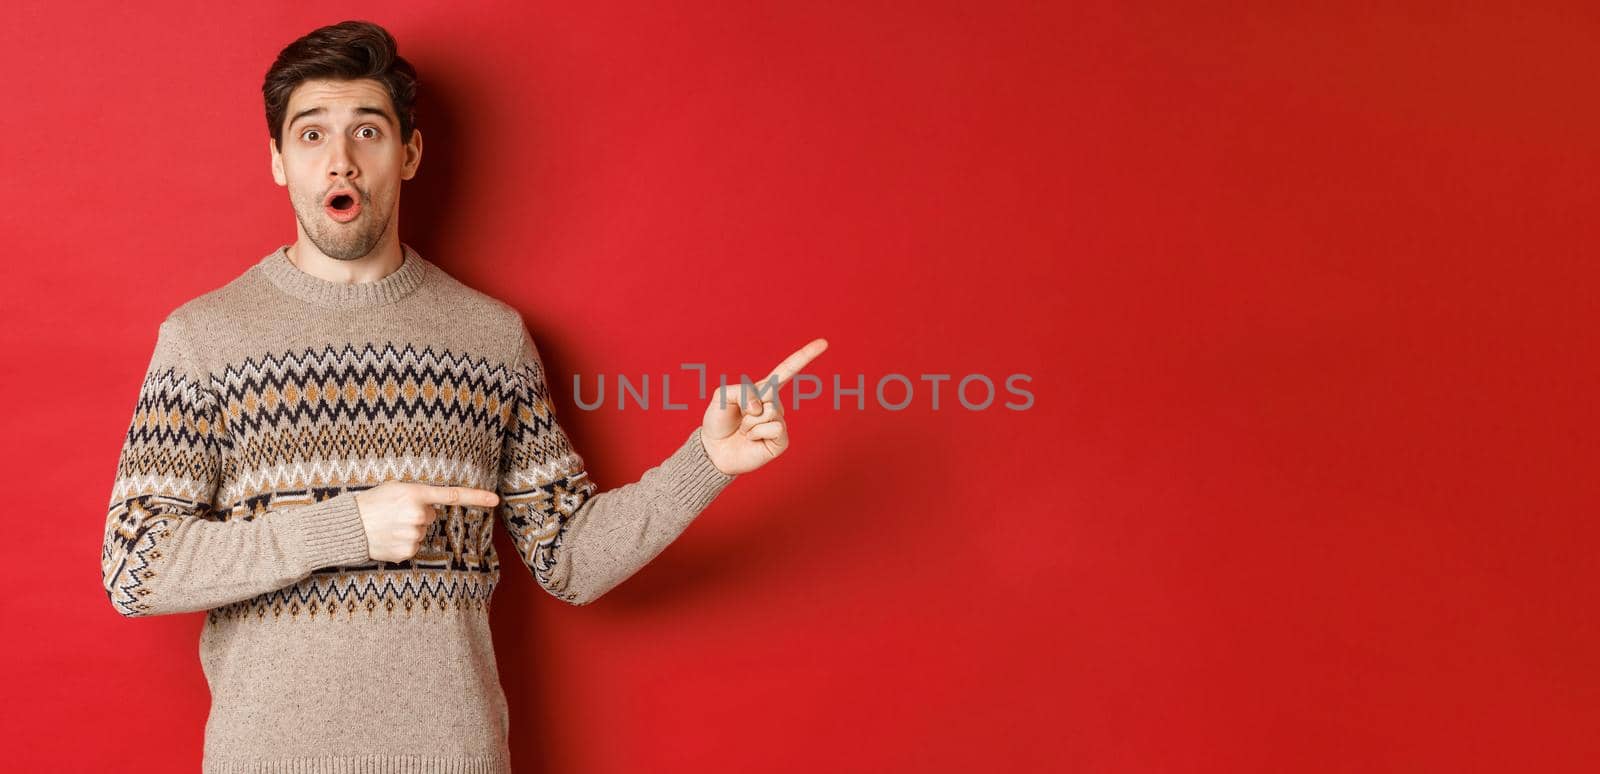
{"left": 288, "top": 236, "right": 404, "bottom": 285}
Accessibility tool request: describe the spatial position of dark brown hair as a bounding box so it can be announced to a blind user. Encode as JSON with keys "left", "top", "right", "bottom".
{"left": 262, "top": 20, "right": 419, "bottom": 152}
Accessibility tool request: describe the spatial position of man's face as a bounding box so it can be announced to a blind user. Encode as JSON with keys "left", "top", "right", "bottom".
{"left": 270, "top": 78, "right": 422, "bottom": 261}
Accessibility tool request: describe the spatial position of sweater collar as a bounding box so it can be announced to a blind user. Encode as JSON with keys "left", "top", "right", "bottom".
{"left": 259, "top": 243, "right": 430, "bottom": 310}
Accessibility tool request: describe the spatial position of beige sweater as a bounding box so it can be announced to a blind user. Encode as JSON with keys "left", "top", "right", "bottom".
{"left": 100, "top": 243, "right": 735, "bottom": 773}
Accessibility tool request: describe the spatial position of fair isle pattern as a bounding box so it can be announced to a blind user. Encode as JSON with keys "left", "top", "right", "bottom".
{"left": 211, "top": 342, "right": 508, "bottom": 504}
{"left": 499, "top": 334, "right": 600, "bottom": 604}
{"left": 207, "top": 566, "right": 498, "bottom": 623}
{"left": 103, "top": 339, "right": 597, "bottom": 620}
{"left": 102, "top": 363, "right": 224, "bottom": 616}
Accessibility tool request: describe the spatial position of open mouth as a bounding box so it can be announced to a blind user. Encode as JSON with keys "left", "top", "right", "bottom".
{"left": 323, "top": 190, "right": 362, "bottom": 221}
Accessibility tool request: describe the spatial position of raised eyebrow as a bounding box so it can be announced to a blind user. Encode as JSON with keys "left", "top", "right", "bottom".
{"left": 352, "top": 107, "right": 395, "bottom": 128}
{"left": 289, "top": 106, "right": 395, "bottom": 131}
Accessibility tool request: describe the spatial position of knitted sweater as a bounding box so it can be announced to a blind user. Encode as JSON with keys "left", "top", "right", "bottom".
{"left": 100, "top": 243, "right": 736, "bottom": 773}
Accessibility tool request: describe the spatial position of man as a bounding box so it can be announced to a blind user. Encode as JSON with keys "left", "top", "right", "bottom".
{"left": 99, "top": 20, "right": 826, "bottom": 773}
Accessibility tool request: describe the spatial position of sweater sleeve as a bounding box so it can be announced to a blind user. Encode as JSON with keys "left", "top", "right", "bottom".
{"left": 496, "top": 322, "right": 736, "bottom": 606}
{"left": 100, "top": 314, "right": 373, "bottom": 618}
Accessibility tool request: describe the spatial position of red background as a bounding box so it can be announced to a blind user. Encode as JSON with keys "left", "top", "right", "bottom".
{"left": 2, "top": 2, "right": 1595, "bottom": 771}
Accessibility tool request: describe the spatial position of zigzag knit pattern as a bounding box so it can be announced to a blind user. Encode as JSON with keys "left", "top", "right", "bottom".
{"left": 103, "top": 337, "right": 600, "bottom": 619}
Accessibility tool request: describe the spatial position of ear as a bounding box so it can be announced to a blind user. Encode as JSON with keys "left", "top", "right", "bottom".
{"left": 269, "top": 136, "right": 286, "bottom": 186}
{"left": 401, "top": 128, "right": 423, "bottom": 181}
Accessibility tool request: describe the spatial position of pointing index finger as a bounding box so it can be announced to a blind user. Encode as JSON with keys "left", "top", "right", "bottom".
{"left": 416, "top": 484, "right": 501, "bottom": 508}
{"left": 762, "top": 337, "right": 829, "bottom": 389}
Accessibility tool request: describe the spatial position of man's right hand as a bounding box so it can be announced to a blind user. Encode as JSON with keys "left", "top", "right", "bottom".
{"left": 354, "top": 482, "right": 501, "bottom": 563}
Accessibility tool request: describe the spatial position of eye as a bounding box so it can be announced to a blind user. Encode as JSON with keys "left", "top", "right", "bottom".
{"left": 357, "top": 126, "right": 380, "bottom": 139}
{"left": 300, "top": 129, "right": 322, "bottom": 142}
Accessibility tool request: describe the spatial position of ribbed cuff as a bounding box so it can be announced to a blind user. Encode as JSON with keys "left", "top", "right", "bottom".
{"left": 662, "top": 427, "right": 737, "bottom": 514}
{"left": 206, "top": 751, "right": 510, "bottom": 773}
{"left": 280, "top": 490, "right": 371, "bottom": 572}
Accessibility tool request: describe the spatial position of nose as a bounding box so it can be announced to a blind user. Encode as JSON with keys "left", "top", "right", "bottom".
{"left": 327, "top": 134, "right": 358, "bottom": 181}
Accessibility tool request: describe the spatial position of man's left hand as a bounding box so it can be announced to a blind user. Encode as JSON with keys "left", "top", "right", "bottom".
{"left": 700, "top": 338, "right": 829, "bottom": 476}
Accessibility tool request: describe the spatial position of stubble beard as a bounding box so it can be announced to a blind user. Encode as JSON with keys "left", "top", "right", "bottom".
{"left": 292, "top": 189, "right": 392, "bottom": 262}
